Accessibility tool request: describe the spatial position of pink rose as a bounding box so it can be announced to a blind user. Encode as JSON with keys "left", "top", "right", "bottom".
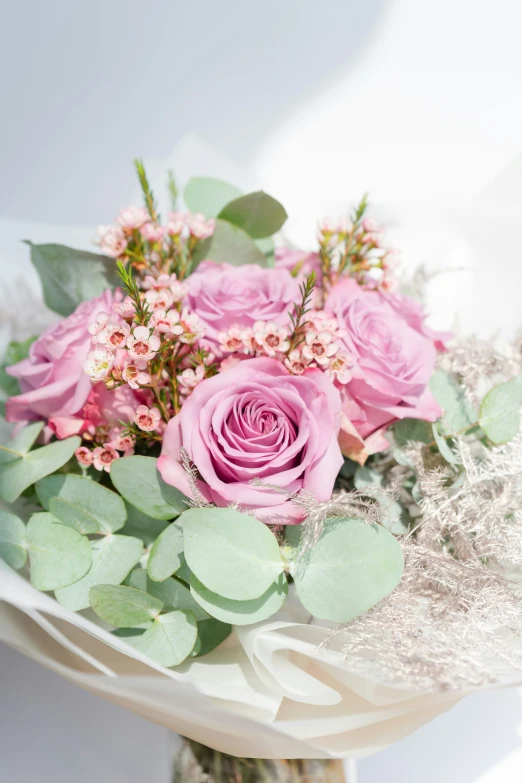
{"left": 5, "top": 290, "right": 113, "bottom": 430}
{"left": 325, "top": 279, "right": 442, "bottom": 462}
{"left": 158, "top": 357, "right": 343, "bottom": 524}
{"left": 185, "top": 262, "right": 300, "bottom": 348}
{"left": 48, "top": 383, "right": 138, "bottom": 439}
{"left": 275, "top": 248, "right": 323, "bottom": 306}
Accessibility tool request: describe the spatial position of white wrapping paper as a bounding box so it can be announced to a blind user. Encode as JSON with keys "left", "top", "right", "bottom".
{"left": 0, "top": 559, "right": 466, "bottom": 759}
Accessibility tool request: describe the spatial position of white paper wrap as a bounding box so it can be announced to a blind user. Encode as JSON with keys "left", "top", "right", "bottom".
{"left": 0, "top": 559, "right": 465, "bottom": 759}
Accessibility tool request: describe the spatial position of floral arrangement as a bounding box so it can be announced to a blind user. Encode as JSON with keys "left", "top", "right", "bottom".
{"left": 1, "top": 161, "right": 522, "bottom": 700}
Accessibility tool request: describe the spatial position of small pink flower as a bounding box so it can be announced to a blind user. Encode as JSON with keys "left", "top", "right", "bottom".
{"left": 108, "top": 428, "right": 136, "bottom": 454}
{"left": 179, "top": 309, "right": 205, "bottom": 344}
{"left": 113, "top": 296, "right": 136, "bottom": 319}
{"left": 92, "top": 445, "right": 120, "bottom": 472}
{"left": 252, "top": 321, "right": 290, "bottom": 356}
{"left": 134, "top": 405, "right": 161, "bottom": 432}
{"left": 88, "top": 312, "right": 110, "bottom": 336}
{"left": 127, "top": 326, "right": 161, "bottom": 361}
{"left": 378, "top": 274, "right": 399, "bottom": 293}
{"left": 122, "top": 359, "right": 150, "bottom": 389}
{"left": 284, "top": 349, "right": 310, "bottom": 375}
{"left": 144, "top": 287, "right": 174, "bottom": 311}
{"left": 362, "top": 218, "right": 378, "bottom": 233}
{"left": 217, "top": 326, "right": 244, "bottom": 353}
{"left": 187, "top": 213, "right": 216, "bottom": 240}
{"left": 96, "top": 317, "right": 131, "bottom": 350}
{"left": 166, "top": 212, "right": 185, "bottom": 236}
{"left": 150, "top": 308, "right": 183, "bottom": 336}
{"left": 97, "top": 225, "right": 127, "bottom": 258}
{"left": 318, "top": 216, "right": 351, "bottom": 237}
{"left": 302, "top": 329, "right": 339, "bottom": 366}
{"left": 177, "top": 365, "right": 205, "bottom": 395}
{"left": 75, "top": 446, "right": 93, "bottom": 467}
{"left": 169, "top": 276, "right": 189, "bottom": 303}
{"left": 117, "top": 205, "right": 150, "bottom": 231}
{"left": 382, "top": 249, "right": 400, "bottom": 271}
{"left": 241, "top": 327, "right": 264, "bottom": 354}
{"left": 83, "top": 349, "right": 115, "bottom": 381}
{"left": 140, "top": 222, "right": 165, "bottom": 243}
{"left": 325, "top": 353, "right": 354, "bottom": 384}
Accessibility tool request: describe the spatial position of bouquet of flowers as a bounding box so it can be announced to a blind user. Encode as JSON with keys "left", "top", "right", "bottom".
{"left": 1, "top": 161, "right": 522, "bottom": 778}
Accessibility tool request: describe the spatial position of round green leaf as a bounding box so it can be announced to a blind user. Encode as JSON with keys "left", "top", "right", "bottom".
{"left": 0, "top": 435, "right": 81, "bottom": 503}
{"left": 55, "top": 534, "right": 143, "bottom": 611}
{"left": 190, "top": 618, "right": 232, "bottom": 658}
{"left": 479, "top": 375, "right": 522, "bottom": 444}
{"left": 89, "top": 584, "right": 163, "bottom": 627}
{"left": 191, "top": 219, "right": 267, "bottom": 268}
{"left": 27, "top": 512, "right": 92, "bottom": 591}
{"left": 127, "top": 568, "right": 208, "bottom": 620}
{"left": 110, "top": 456, "right": 186, "bottom": 520}
{"left": 190, "top": 573, "right": 288, "bottom": 625}
{"left": 218, "top": 191, "right": 287, "bottom": 239}
{"left": 430, "top": 370, "right": 477, "bottom": 435}
{"left": 120, "top": 502, "right": 169, "bottom": 546}
{"left": 37, "top": 473, "right": 126, "bottom": 534}
{"left": 0, "top": 509, "right": 27, "bottom": 569}
{"left": 393, "top": 418, "right": 432, "bottom": 446}
{"left": 181, "top": 507, "right": 284, "bottom": 600}
{"left": 147, "top": 522, "right": 183, "bottom": 582}
{"left": 184, "top": 177, "right": 242, "bottom": 218}
{"left": 132, "top": 610, "right": 198, "bottom": 667}
{"left": 291, "top": 517, "right": 404, "bottom": 623}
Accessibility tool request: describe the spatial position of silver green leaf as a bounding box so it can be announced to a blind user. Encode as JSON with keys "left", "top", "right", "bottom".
{"left": 184, "top": 177, "right": 242, "bottom": 217}
{"left": 190, "top": 573, "right": 288, "bottom": 625}
{"left": 291, "top": 517, "right": 404, "bottom": 623}
{"left": 89, "top": 584, "right": 163, "bottom": 627}
{"left": 191, "top": 220, "right": 267, "bottom": 269}
{"left": 0, "top": 509, "right": 27, "bottom": 569}
{"left": 479, "top": 374, "right": 522, "bottom": 444}
{"left": 393, "top": 418, "right": 432, "bottom": 446}
{"left": 218, "top": 191, "right": 287, "bottom": 239}
{"left": 131, "top": 610, "right": 198, "bottom": 667}
{"left": 126, "top": 568, "right": 208, "bottom": 620}
{"left": 27, "top": 242, "right": 119, "bottom": 317}
{"left": 180, "top": 507, "right": 285, "bottom": 600}
{"left": 26, "top": 512, "right": 92, "bottom": 591}
{"left": 147, "top": 522, "right": 184, "bottom": 582}
{"left": 430, "top": 370, "right": 477, "bottom": 435}
{"left": 190, "top": 618, "right": 232, "bottom": 658}
{"left": 110, "top": 456, "right": 186, "bottom": 520}
{"left": 431, "top": 423, "right": 460, "bottom": 465}
{"left": 37, "top": 473, "right": 126, "bottom": 534}
{"left": 55, "top": 534, "right": 143, "bottom": 611}
{"left": 120, "top": 502, "right": 169, "bottom": 546}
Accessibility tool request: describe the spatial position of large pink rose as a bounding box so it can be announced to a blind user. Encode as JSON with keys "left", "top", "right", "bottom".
{"left": 5, "top": 290, "right": 113, "bottom": 431}
{"left": 185, "top": 262, "right": 300, "bottom": 346}
{"left": 324, "top": 279, "right": 442, "bottom": 462}
{"left": 158, "top": 357, "right": 343, "bottom": 523}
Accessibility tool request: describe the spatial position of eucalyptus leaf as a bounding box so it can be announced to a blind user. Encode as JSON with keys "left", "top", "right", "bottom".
{"left": 55, "top": 534, "right": 143, "bottom": 611}
{"left": 0, "top": 434, "right": 81, "bottom": 503}
{"left": 27, "top": 242, "right": 119, "bottom": 317}
{"left": 218, "top": 192, "right": 287, "bottom": 239}
{"left": 191, "top": 220, "right": 267, "bottom": 269}
{"left": 0, "top": 422, "right": 44, "bottom": 462}
{"left": 120, "top": 502, "right": 169, "bottom": 546}
{"left": 0, "top": 401, "right": 6, "bottom": 418}
{"left": 291, "top": 517, "right": 404, "bottom": 623}
{"left": 0, "top": 336, "right": 37, "bottom": 396}
{"left": 190, "top": 618, "right": 232, "bottom": 658}
{"left": 132, "top": 610, "right": 198, "bottom": 667}
{"left": 354, "top": 466, "right": 383, "bottom": 490}
{"left": 430, "top": 371, "right": 477, "bottom": 435}
{"left": 89, "top": 584, "right": 163, "bottom": 627}
{"left": 254, "top": 236, "right": 275, "bottom": 266}
{"left": 181, "top": 507, "right": 285, "bottom": 600}
{"left": 147, "top": 522, "right": 184, "bottom": 582}
{"left": 27, "top": 512, "right": 92, "bottom": 591}
{"left": 184, "top": 177, "right": 242, "bottom": 217}
{"left": 110, "top": 456, "right": 186, "bottom": 520}
{"left": 393, "top": 418, "right": 432, "bottom": 446}
{"left": 431, "top": 423, "right": 460, "bottom": 466}
{"left": 190, "top": 573, "right": 288, "bottom": 626}
{"left": 126, "top": 568, "right": 208, "bottom": 620}
{"left": 0, "top": 509, "right": 27, "bottom": 569}
{"left": 479, "top": 375, "right": 522, "bottom": 444}
{"left": 37, "top": 473, "right": 126, "bottom": 534}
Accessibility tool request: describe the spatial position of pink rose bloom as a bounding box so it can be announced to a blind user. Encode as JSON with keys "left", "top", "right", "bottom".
{"left": 325, "top": 279, "right": 443, "bottom": 462}
{"left": 5, "top": 290, "right": 113, "bottom": 428}
{"left": 185, "top": 262, "right": 300, "bottom": 348}
{"left": 48, "top": 382, "right": 138, "bottom": 440}
{"left": 158, "top": 357, "right": 343, "bottom": 524}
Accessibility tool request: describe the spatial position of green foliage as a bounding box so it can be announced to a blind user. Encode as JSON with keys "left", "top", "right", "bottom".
{"left": 393, "top": 418, "right": 432, "bottom": 446}
{"left": 134, "top": 158, "right": 158, "bottom": 222}
{"left": 120, "top": 502, "right": 169, "bottom": 546}
{"left": 0, "top": 510, "right": 27, "bottom": 569}
{"left": 110, "top": 456, "right": 186, "bottom": 520}
{"left": 291, "top": 517, "right": 404, "bottom": 623}
{"left": 190, "top": 618, "right": 232, "bottom": 658}
{"left": 55, "top": 534, "right": 143, "bottom": 611}
{"left": 190, "top": 573, "right": 288, "bottom": 626}
{"left": 36, "top": 473, "right": 126, "bottom": 534}
{"left": 180, "top": 507, "right": 285, "bottom": 601}
{"left": 26, "top": 512, "right": 92, "bottom": 591}
{"left": 191, "top": 220, "right": 267, "bottom": 269}
{"left": 147, "top": 522, "right": 184, "bottom": 582}
{"left": 430, "top": 370, "right": 477, "bottom": 435}
{"left": 89, "top": 584, "right": 163, "bottom": 627}
{"left": 431, "top": 423, "right": 460, "bottom": 465}
{"left": 126, "top": 568, "right": 208, "bottom": 620}
{"left": 184, "top": 177, "right": 242, "bottom": 218}
{"left": 218, "top": 191, "right": 287, "bottom": 239}
{"left": 479, "top": 375, "right": 522, "bottom": 444}
{"left": 27, "top": 242, "right": 119, "bottom": 317}
{"left": 0, "top": 336, "right": 37, "bottom": 397}
{"left": 131, "top": 610, "right": 198, "bottom": 667}
{"left": 0, "top": 426, "right": 81, "bottom": 503}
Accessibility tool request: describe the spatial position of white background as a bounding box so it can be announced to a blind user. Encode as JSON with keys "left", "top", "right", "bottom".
{"left": 2, "top": 0, "right": 522, "bottom": 780}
